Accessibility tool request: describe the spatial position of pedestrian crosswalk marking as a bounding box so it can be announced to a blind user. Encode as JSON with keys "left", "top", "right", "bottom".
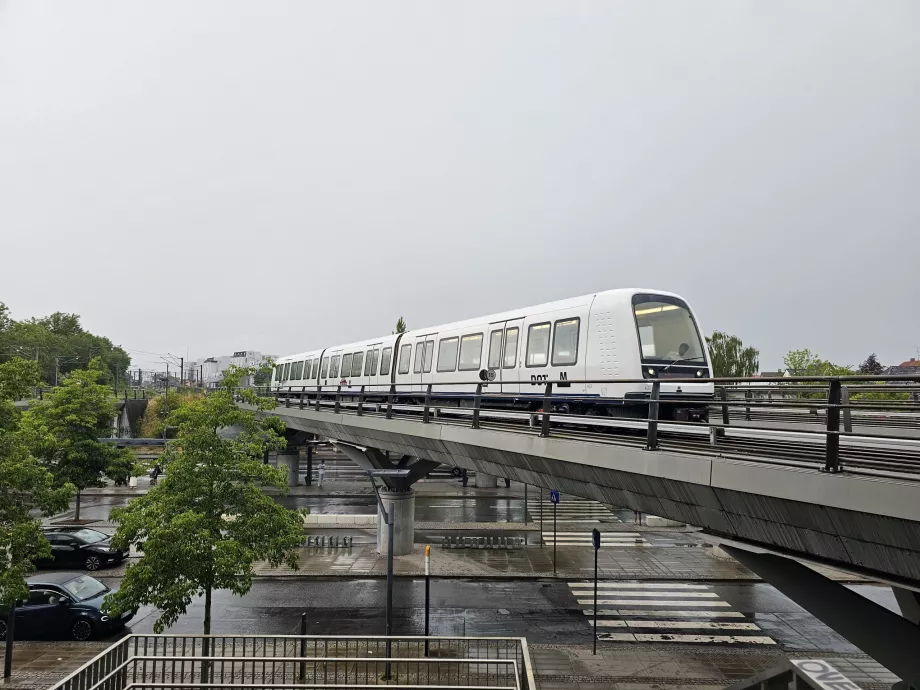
{"left": 584, "top": 609, "right": 746, "bottom": 618}
{"left": 527, "top": 498, "right": 620, "bottom": 523}
{"left": 578, "top": 594, "right": 730, "bottom": 606}
{"left": 542, "top": 531, "right": 647, "bottom": 547}
{"left": 589, "top": 620, "right": 760, "bottom": 630}
{"left": 597, "top": 633, "right": 776, "bottom": 645}
{"left": 576, "top": 591, "right": 721, "bottom": 599}
{"left": 568, "top": 580, "right": 776, "bottom": 646}
{"left": 569, "top": 582, "right": 708, "bottom": 589}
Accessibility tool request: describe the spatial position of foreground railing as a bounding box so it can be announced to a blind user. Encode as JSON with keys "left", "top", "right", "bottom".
{"left": 250, "top": 373, "right": 920, "bottom": 477}
{"left": 48, "top": 635, "right": 535, "bottom": 690}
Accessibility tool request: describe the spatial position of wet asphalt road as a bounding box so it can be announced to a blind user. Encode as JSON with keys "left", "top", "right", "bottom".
{"left": 85, "top": 576, "right": 895, "bottom": 655}
{"left": 55, "top": 495, "right": 637, "bottom": 526}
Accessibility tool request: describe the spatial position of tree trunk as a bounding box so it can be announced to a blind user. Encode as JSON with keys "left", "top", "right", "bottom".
{"left": 74, "top": 491, "right": 81, "bottom": 522}
{"left": 201, "top": 586, "right": 212, "bottom": 684}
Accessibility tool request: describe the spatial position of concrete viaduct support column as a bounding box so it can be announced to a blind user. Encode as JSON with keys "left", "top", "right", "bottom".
{"left": 277, "top": 451, "right": 300, "bottom": 488}
{"left": 474, "top": 473, "right": 498, "bottom": 488}
{"left": 330, "top": 441, "right": 439, "bottom": 559}
{"left": 377, "top": 488, "right": 415, "bottom": 556}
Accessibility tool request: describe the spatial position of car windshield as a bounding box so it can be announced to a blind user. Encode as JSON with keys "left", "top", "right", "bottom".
{"left": 62, "top": 576, "right": 108, "bottom": 601}
{"left": 633, "top": 296, "right": 706, "bottom": 364}
{"left": 70, "top": 529, "right": 107, "bottom": 544}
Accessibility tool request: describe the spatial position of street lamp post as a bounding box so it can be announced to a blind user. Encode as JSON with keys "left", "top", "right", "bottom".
{"left": 365, "top": 468, "right": 411, "bottom": 681}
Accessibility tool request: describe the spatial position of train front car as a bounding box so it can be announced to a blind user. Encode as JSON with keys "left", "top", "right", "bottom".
{"left": 587, "top": 289, "right": 713, "bottom": 422}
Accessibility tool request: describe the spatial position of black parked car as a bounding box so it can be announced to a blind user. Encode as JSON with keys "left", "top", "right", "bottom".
{"left": 38, "top": 527, "right": 127, "bottom": 571}
{"left": 0, "top": 573, "right": 135, "bottom": 641}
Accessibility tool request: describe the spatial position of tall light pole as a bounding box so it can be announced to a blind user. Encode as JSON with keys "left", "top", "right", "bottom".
{"left": 364, "top": 468, "right": 411, "bottom": 681}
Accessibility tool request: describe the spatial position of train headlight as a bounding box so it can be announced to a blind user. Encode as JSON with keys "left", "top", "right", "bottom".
{"left": 647, "top": 368, "right": 656, "bottom": 377}
{"left": 696, "top": 370, "right": 704, "bottom": 378}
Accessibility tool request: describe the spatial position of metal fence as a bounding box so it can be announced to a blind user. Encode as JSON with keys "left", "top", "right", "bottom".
{"left": 47, "top": 635, "right": 535, "bottom": 690}
{"left": 251, "top": 373, "right": 920, "bottom": 478}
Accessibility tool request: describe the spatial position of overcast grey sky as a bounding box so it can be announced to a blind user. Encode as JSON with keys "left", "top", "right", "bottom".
{"left": 1, "top": 1, "right": 918, "bottom": 371}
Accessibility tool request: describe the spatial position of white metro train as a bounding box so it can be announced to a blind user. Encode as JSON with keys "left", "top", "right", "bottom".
{"left": 271, "top": 288, "right": 713, "bottom": 421}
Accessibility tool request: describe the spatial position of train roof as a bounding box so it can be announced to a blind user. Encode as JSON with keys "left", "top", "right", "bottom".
{"left": 275, "top": 287, "right": 686, "bottom": 363}
{"left": 399, "top": 287, "right": 682, "bottom": 338}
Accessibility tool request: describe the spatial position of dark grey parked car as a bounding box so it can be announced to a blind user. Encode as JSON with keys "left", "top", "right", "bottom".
{"left": 38, "top": 527, "right": 127, "bottom": 571}
{"left": 0, "top": 573, "right": 135, "bottom": 641}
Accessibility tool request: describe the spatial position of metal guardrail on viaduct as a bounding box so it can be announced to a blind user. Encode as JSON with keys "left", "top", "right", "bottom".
{"left": 247, "top": 374, "right": 920, "bottom": 588}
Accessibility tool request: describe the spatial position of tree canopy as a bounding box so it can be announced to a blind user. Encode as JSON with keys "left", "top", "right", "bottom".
{"left": 105, "top": 365, "right": 304, "bottom": 635}
{"left": 705, "top": 332, "right": 760, "bottom": 378}
{"left": 0, "top": 358, "right": 74, "bottom": 610}
{"left": 394, "top": 317, "right": 407, "bottom": 334}
{"left": 0, "top": 302, "right": 130, "bottom": 387}
{"left": 21, "top": 358, "right": 134, "bottom": 518}
{"left": 859, "top": 353, "right": 885, "bottom": 375}
{"left": 783, "top": 349, "right": 854, "bottom": 377}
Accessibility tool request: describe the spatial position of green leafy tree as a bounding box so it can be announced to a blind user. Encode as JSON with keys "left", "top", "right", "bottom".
{"left": 1, "top": 359, "right": 74, "bottom": 639}
{"left": 783, "top": 349, "right": 854, "bottom": 377}
{"left": 22, "top": 359, "right": 134, "bottom": 519}
{"left": 0, "top": 304, "right": 130, "bottom": 387}
{"left": 394, "top": 317, "right": 407, "bottom": 334}
{"left": 253, "top": 358, "right": 274, "bottom": 387}
{"left": 104, "top": 364, "right": 304, "bottom": 641}
{"left": 705, "top": 331, "right": 760, "bottom": 378}
{"left": 858, "top": 353, "right": 885, "bottom": 375}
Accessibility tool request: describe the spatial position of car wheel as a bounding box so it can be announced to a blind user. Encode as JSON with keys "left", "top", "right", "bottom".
{"left": 71, "top": 619, "right": 94, "bottom": 641}
{"left": 84, "top": 555, "right": 101, "bottom": 571}
{"left": 0, "top": 618, "right": 7, "bottom": 641}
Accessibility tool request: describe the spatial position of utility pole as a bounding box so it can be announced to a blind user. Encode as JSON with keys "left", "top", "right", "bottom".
{"left": 55, "top": 357, "right": 59, "bottom": 387}
{"left": 165, "top": 364, "right": 169, "bottom": 407}
{"left": 180, "top": 357, "right": 184, "bottom": 387}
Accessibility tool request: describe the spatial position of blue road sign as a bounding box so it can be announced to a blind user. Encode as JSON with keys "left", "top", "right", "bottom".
{"left": 550, "top": 490, "right": 560, "bottom": 504}
{"left": 592, "top": 528, "right": 601, "bottom": 550}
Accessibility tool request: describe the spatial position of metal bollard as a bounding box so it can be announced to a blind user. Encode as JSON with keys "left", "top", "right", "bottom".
{"left": 306, "top": 536, "right": 313, "bottom": 547}
{"left": 321, "top": 536, "right": 327, "bottom": 547}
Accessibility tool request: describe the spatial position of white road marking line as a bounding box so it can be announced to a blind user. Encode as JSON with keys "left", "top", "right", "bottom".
{"left": 545, "top": 532, "right": 641, "bottom": 537}
{"left": 590, "top": 620, "right": 761, "bottom": 630}
{"left": 577, "top": 599, "right": 731, "bottom": 607}
{"left": 583, "top": 610, "right": 746, "bottom": 618}
{"left": 569, "top": 582, "right": 709, "bottom": 589}
{"left": 596, "top": 633, "right": 776, "bottom": 645}
{"left": 576, "top": 592, "right": 720, "bottom": 599}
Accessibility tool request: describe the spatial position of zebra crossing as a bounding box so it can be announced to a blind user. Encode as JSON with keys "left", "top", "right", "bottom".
{"left": 541, "top": 531, "right": 650, "bottom": 547}
{"left": 567, "top": 581, "right": 776, "bottom": 645}
{"left": 527, "top": 497, "right": 621, "bottom": 523}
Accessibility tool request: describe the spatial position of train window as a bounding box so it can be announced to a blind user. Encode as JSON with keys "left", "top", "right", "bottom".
{"left": 275, "top": 365, "right": 283, "bottom": 382}
{"left": 304, "top": 359, "right": 312, "bottom": 380}
{"left": 632, "top": 297, "right": 706, "bottom": 363}
{"left": 413, "top": 343, "right": 424, "bottom": 374}
{"left": 352, "top": 352, "right": 364, "bottom": 377}
{"left": 525, "top": 323, "right": 551, "bottom": 367}
{"left": 330, "top": 355, "right": 340, "bottom": 379}
{"left": 371, "top": 349, "right": 379, "bottom": 376}
{"left": 503, "top": 328, "right": 519, "bottom": 369}
{"left": 552, "top": 318, "right": 580, "bottom": 366}
{"left": 458, "top": 333, "right": 483, "bottom": 371}
{"left": 320, "top": 357, "right": 329, "bottom": 379}
{"left": 398, "top": 344, "right": 412, "bottom": 375}
{"left": 423, "top": 339, "right": 434, "bottom": 373}
{"left": 380, "top": 347, "right": 393, "bottom": 376}
{"left": 488, "top": 331, "right": 503, "bottom": 369}
{"left": 364, "top": 350, "right": 375, "bottom": 376}
{"left": 341, "top": 354, "right": 353, "bottom": 379}
{"left": 437, "top": 337, "right": 459, "bottom": 372}
{"left": 291, "top": 361, "right": 304, "bottom": 380}
{"left": 282, "top": 363, "right": 291, "bottom": 380}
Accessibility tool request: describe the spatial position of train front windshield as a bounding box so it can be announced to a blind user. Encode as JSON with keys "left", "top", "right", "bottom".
{"left": 632, "top": 296, "right": 706, "bottom": 365}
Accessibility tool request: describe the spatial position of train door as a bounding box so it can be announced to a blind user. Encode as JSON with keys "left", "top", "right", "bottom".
{"left": 488, "top": 318, "right": 522, "bottom": 395}
{"left": 412, "top": 335, "right": 435, "bottom": 394}
{"left": 486, "top": 323, "right": 505, "bottom": 393}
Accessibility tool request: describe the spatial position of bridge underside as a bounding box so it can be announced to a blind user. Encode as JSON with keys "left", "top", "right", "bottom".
{"left": 265, "top": 404, "right": 920, "bottom": 586}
